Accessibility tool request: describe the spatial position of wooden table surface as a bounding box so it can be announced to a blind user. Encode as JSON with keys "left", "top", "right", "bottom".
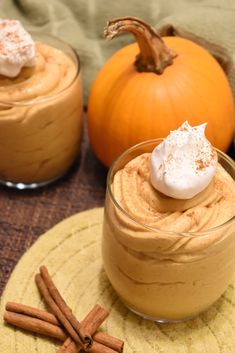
{"left": 0, "top": 117, "right": 107, "bottom": 296}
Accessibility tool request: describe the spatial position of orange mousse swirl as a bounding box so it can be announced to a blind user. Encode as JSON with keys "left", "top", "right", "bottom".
{"left": 103, "top": 151, "right": 235, "bottom": 320}
{"left": 0, "top": 42, "right": 83, "bottom": 184}
{"left": 110, "top": 153, "right": 235, "bottom": 259}
{"left": 0, "top": 42, "right": 77, "bottom": 102}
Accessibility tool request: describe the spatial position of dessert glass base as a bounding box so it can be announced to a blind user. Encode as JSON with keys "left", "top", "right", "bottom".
{"left": 126, "top": 304, "right": 195, "bottom": 323}
{"left": 0, "top": 157, "right": 81, "bottom": 190}
{"left": 0, "top": 175, "right": 62, "bottom": 190}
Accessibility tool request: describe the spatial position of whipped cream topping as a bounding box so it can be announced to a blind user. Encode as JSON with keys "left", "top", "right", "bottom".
{"left": 150, "top": 121, "right": 218, "bottom": 199}
{"left": 0, "top": 19, "right": 35, "bottom": 77}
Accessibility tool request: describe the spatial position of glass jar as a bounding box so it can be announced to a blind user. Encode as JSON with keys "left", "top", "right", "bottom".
{"left": 0, "top": 33, "right": 83, "bottom": 189}
{"left": 102, "top": 139, "right": 235, "bottom": 322}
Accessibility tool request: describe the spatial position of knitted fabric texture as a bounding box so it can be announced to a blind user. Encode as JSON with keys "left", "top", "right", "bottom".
{"left": 1, "top": 208, "right": 235, "bottom": 353}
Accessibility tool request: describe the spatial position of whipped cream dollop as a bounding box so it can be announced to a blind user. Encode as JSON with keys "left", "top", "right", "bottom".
{"left": 0, "top": 19, "right": 35, "bottom": 77}
{"left": 150, "top": 121, "right": 218, "bottom": 199}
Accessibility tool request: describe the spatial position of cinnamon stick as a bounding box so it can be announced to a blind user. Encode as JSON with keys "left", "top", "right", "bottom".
{"left": 57, "top": 305, "right": 123, "bottom": 353}
{"left": 57, "top": 339, "right": 118, "bottom": 353}
{"left": 40, "top": 266, "right": 92, "bottom": 348}
{"left": 6, "top": 301, "right": 59, "bottom": 326}
{"left": 57, "top": 338, "right": 76, "bottom": 353}
{"left": 35, "top": 273, "right": 86, "bottom": 349}
{"left": 5, "top": 264, "right": 124, "bottom": 353}
{"left": 93, "top": 332, "right": 124, "bottom": 353}
{"left": 4, "top": 310, "right": 67, "bottom": 341}
{"left": 81, "top": 304, "right": 109, "bottom": 336}
{"left": 4, "top": 311, "right": 118, "bottom": 353}
{"left": 56, "top": 305, "right": 110, "bottom": 353}
{"left": 87, "top": 341, "right": 119, "bottom": 353}
{"left": 4, "top": 302, "right": 124, "bottom": 352}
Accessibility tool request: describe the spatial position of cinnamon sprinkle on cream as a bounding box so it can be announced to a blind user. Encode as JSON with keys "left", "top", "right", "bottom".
{"left": 0, "top": 19, "right": 35, "bottom": 77}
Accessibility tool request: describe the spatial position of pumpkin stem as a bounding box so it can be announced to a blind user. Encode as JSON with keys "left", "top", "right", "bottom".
{"left": 104, "top": 16, "right": 177, "bottom": 74}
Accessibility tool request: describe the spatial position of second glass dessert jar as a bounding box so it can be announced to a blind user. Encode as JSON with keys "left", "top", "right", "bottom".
{"left": 0, "top": 33, "right": 83, "bottom": 189}
{"left": 102, "top": 139, "right": 235, "bottom": 322}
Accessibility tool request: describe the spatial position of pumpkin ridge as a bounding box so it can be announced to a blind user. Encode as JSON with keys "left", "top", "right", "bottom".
{"left": 88, "top": 17, "right": 235, "bottom": 166}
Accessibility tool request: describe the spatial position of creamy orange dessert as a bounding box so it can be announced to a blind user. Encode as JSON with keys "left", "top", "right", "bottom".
{"left": 102, "top": 122, "right": 235, "bottom": 321}
{"left": 0, "top": 20, "right": 83, "bottom": 185}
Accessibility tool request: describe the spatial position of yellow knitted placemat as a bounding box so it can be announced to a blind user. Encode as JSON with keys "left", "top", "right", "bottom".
{"left": 0, "top": 207, "right": 235, "bottom": 353}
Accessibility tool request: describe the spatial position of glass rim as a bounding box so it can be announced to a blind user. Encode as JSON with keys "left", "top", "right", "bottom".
{"left": 107, "top": 138, "right": 235, "bottom": 237}
{"left": 0, "top": 31, "right": 80, "bottom": 107}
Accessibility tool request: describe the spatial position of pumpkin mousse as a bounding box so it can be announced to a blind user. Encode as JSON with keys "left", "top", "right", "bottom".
{"left": 102, "top": 122, "right": 235, "bottom": 321}
{"left": 0, "top": 19, "right": 82, "bottom": 186}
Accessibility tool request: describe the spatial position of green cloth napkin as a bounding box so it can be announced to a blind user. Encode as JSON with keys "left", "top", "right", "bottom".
{"left": 0, "top": 0, "right": 235, "bottom": 103}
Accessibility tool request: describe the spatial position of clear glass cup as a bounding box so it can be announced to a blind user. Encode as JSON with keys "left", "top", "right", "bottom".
{"left": 102, "top": 139, "right": 235, "bottom": 322}
{"left": 0, "top": 33, "right": 83, "bottom": 189}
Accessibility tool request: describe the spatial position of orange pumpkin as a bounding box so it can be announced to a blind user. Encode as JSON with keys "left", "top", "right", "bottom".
{"left": 88, "top": 17, "right": 235, "bottom": 167}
